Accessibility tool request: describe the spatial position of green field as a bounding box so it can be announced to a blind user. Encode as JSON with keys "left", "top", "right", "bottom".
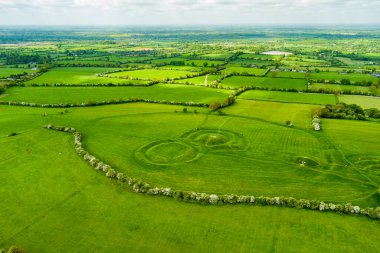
{"left": 239, "top": 90, "right": 337, "bottom": 105}
{"left": 1, "top": 125, "right": 379, "bottom": 253}
{"left": 174, "top": 74, "right": 222, "bottom": 85}
{"left": 223, "top": 66, "right": 267, "bottom": 76}
{"left": 0, "top": 85, "right": 231, "bottom": 104}
{"left": 310, "top": 72, "right": 377, "bottom": 83}
{"left": 311, "top": 83, "right": 372, "bottom": 93}
{"left": 338, "top": 95, "right": 380, "bottom": 109}
{"left": 109, "top": 69, "right": 197, "bottom": 80}
{"left": 24, "top": 67, "right": 150, "bottom": 85}
{"left": 220, "top": 76, "right": 307, "bottom": 90}
{"left": 1, "top": 27, "right": 380, "bottom": 253}
{"left": 0, "top": 67, "right": 37, "bottom": 78}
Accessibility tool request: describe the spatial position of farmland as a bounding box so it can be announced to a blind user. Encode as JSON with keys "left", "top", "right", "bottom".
{"left": 0, "top": 27, "right": 379, "bottom": 253}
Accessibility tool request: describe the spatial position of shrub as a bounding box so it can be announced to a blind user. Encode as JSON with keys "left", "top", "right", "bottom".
{"left": 209, "top": 194, "right": 219, "bottom": 204}
{"left": 6, "top": 246, "right": 26, "bottom": 253}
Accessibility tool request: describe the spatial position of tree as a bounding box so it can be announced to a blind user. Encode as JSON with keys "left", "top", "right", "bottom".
{"left": 209, "top": 101, "right": 221, "bottom": 110}
{"left": 182, "top": 107, "right": 188, "bottom": 113}
{"left": 203, "top": 62, "right": 208, "bottom": 67}
{"left": 341, "top": 79, "right": 351, "bottom": 85}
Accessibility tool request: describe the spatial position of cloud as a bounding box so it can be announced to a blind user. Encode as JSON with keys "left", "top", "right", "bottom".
{"left": 0, "top": 0, "right": 379, "bottom": 25}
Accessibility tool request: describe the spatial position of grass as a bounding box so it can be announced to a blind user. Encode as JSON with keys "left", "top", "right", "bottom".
{"left": 24, "top": 67, "right": 150, "bottom": 85}
{"left": 0, "top": 104, "right": 379, "bottom": 252}
{"left": 223, "top": 66, "right": 267, "bottom": 76}
{"left": 238, "top": 90, "right": 337, "bottom": 105}
{"left": 0, "top": 85, "right": 231, "bottom": 104}
{"left": 311, "top": 83, "right": 372, "bottom": 93}
{"left": 220, "top": 76, "right": 307, "bottom": 90}
{"left": 0, "top": 67, "right": 37, "bottom": 78}
{"left": 338, "top": 95, "right": 380, "bottom": 109}
{"left": 174, "top": 74, "right": 222, "bottom": 85}
{"left": 1, "top": 128, "right": 379, "bottom": 253}
{"left": 310, "top": 72, "right": 377, "bottom": 83}
{"left": 109, "top": 69, "right": 197, "bottom": 80}
{"left": 270, "top": 71, "right": 309, "bottom": 79}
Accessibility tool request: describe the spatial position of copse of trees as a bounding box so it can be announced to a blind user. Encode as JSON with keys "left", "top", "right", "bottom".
{"left": 316, "top": 103, "right": 380, "bottom": 120}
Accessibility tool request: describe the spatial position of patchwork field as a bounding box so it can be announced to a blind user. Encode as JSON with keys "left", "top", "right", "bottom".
{"left": 1, "top": 27, "right": 380, "bottom": 253}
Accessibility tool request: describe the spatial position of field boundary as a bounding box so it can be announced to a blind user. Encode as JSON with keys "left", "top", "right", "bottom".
{"left": 44, "top": 124, "right": 380, "bottom": 220}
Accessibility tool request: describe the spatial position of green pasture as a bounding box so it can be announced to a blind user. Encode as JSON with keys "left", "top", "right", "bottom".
{"left": 220, "top": 76, "right": 307, "bottom": 90}
{"left": 338, "top": 95, "right": 380, "bottom": 109}
{"left": 310, "top": 72, "right": 377, "bottom": 83}
{"left": 311, "top": 83, "right": 374, "bottom": 94}
{"left": 23, "top": 67, "right": 151, "bottom": 85}
{"left": 109, "top": 69, "right": 196, "bottom": 80}
{"left": 1, "top": 124, "right": 379, "bottom": 252}
{"left": 270, "top": 70, "right": 309, "bottom": 79}
{"left": 174, "top": 74, "right": 222, "bottom": 85}
{"left": 223, "top": 66, "right": 267, "bottom": 75}
{"left": 0, "top": 85, "right": 231, "bottom": 104}
{"left": 238, "top": 90, "right": 336, "bottom": 105}
{"left": 0, "top": 67, "right": 37, "bottom": 78}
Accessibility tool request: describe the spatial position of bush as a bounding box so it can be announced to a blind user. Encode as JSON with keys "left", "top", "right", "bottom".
{"left": 7, "top": 246, "right": 26, "bottom": 253}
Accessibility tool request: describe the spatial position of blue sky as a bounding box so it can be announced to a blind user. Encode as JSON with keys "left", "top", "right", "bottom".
{"left": 0, "top": 0, "right": 379, "bottom": 25}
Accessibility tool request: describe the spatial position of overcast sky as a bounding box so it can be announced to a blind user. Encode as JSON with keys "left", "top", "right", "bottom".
{"left": 0, "top": 0, "right": 379, "bottom": 26}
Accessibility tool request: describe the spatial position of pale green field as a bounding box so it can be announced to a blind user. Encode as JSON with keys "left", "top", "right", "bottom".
{"left": 338, "top": 95, "right": 380, "bottom": 109}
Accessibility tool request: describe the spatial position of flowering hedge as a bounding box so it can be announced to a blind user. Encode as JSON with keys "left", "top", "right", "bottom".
{"left": 0, "top": 98, "right": 208, "bottom": 108}
{"left": 45, "top": 124, "right": 380, "bottom": 220}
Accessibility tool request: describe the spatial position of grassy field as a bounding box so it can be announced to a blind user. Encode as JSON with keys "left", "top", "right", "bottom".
{"left": 223, "top": 66, "right": 267, "bottom": 76}
{"left": 174, "top": 74, "right": 222, "bottom": 85}
{"left": 1, "top": 127, "right": 379, "bottom": 253}
{"left": 311, "top": 83, "right": 372, "bottom": 93}
{"left": 24, "top": 67, "right": 150, "bottom": 85}
{"left": 2, "top": 28, "right": 380, "bottom": 253}
{"left": 310, "top": 72, "right": 377, "bottom": 83}
{"left": 0, "top": 67, "right": 37, "bottom": 78}
{"left": 0, "top": 85, "right": 231, "bottom": 104}
{"left": 270, "top": 71, "right": 309, "bottom": 79}
{"left": 109, "top": 69, "right": 197, "bottom": 80}
{"left": 238, "top": 90, "right": 337, "bottom": 105}
{"left": 338, "top": 95, "right": 380, "bottom": 109}
{"left": 220, "top": 76, "right": 307, "bottom": 90}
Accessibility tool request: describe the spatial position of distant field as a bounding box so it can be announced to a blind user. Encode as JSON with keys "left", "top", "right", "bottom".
{"left": 338, "top": 95, "right": 380, "bottom": 109}
{"left": 270, "top": 71, "right": 308, "bottom": 79}
{"left": 220, "top": 76, "right": 307, "bottom": 90}
{"left": 0, "top": 67, "right": 37, "bottom": 78}
{"left": 239, "top": 90, "right": 336, "bottom": 105}
{"left": 223, "top": 66, "right": 267, "bottom": 75}
{"left": 311, "top": 83, "right": 372, "bottom": 93}
{"left": 0, "top": 84, "right": 231, "bottom": 104}
{"left": 310, "top": 72, "right": 377, "bottom": 83}
{"left": 109, "top": 69, "right": 196, "bottom": 80}
{"left": 174, "top": 74, "right": 222, "bottom": 85}
{"left": 23, "top": 67, "right": 151, "bottom": 85}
